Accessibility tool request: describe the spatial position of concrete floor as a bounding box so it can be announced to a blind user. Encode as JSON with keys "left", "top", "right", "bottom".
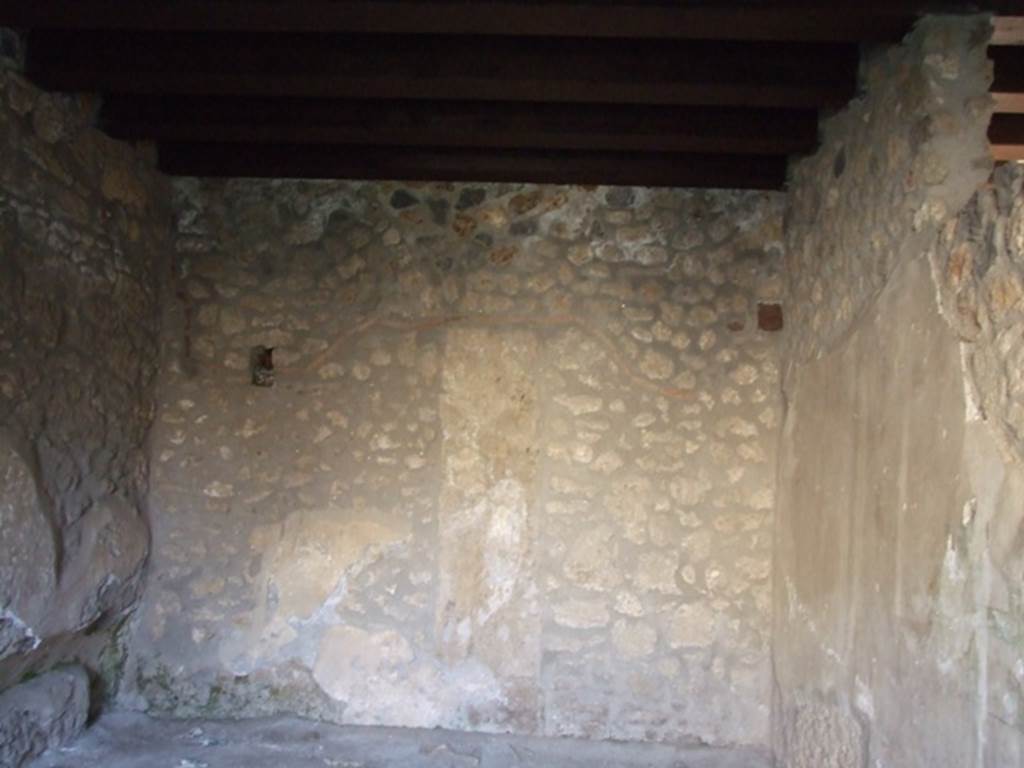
{"left": 30, "top": 712, "right": 772, "bottom": 768}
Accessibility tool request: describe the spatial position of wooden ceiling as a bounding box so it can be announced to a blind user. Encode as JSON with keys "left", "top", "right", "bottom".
{"left": 3, "top": 2, "right": 1023, "bottom": 189}
{"left": 992, "top": 18, "right": 1024, "bottom": 161}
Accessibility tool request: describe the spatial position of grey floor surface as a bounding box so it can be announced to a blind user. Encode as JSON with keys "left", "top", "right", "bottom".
{"left": 30, "top": 712, "right": 772, "bottom": 768}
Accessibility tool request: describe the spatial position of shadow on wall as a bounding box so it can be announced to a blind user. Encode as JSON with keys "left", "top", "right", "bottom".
{"left": 0, "top": 39, "right": 172, "bottom": 767}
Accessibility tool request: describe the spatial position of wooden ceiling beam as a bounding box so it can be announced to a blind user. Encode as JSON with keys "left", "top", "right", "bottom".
{"left": 26, "top": 31, "right": 859, "bottom": 109}
{"left": 991, "top": 143, "right": 1024, "bottom": 161}
{"left": 992, "top": 16, "right": 1024, "bottom": 46}
{"left": 1, "top": 1, "right": 920, "bottom": 43}
{"left": 101, "top": 97, "right": 820, "bottom": 156}
{"left": 156, "top": 143, "right": 790, "bottom": 190}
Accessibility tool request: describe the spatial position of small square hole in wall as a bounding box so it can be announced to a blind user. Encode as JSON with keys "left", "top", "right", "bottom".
{"left": 758, "top": 303, "right": 784, "bottom": 332}
{"left": 251, "top": 346, "right": 274, "bottom": 386}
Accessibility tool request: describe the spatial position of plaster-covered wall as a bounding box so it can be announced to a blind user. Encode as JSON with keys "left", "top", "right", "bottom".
{"left": 773, "top": 15, "right": 1024, "bottom": 767}
{"left": 0, "top": 28, "right": 171, "bottom": 758}
{"left": 124, "top": 178, "right": 784, "bottom": 749}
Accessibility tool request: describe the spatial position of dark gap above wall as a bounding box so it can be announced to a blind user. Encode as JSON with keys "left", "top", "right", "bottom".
{"left": 4, "top": 1, "right": 1022, "bottom": 187}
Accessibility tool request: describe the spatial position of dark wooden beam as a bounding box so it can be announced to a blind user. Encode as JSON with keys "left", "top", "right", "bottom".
{"left": 0, "top": 1, "right": 920, "bottom": 43}
{"left": 992, "top": 45, "right": 1024, "bottom": 113}
{"left": 102, "top": 97, "right": 820, "bottom": 156}
{"left": 156, "top": 143, "right": 790, "bottom": 190}
{"left": 27, "top": 31, "right": 858, "bottom": 109}
{"left": 989, "top": 113, "right": 1024, "bottom": 160}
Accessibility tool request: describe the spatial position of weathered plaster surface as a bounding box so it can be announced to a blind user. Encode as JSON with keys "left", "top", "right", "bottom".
{"left": 774, "top": 15, "right": 1024, "bottom": 768}
{"left": 776, "top": 256, "right": 979, "bottom": 766}
{"left": 126, "top": 179, "right": 784, "bottom": 749}
{"left": 0, "top": 43, "right": 171, "bottom": 698}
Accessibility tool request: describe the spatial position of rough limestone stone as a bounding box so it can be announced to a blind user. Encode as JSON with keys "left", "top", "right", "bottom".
{"left": 52, "top": 496, "right": 149, "bottom": 635}
{"left": 611, "top": 619, "right": 657, "bottom": 659}
{"left": 781, "top": 697, "right": 864, "bottom": 768}
{"left": 633, "top": 551, "right": 680, "bottom": 595}
{"left": 668, "top": 603, "right": 717, "bottom": 649}
{"left": 552, "top": 600, "right": 610, "bottom": 630}
{"left": 0, "top": 666, "right": 89, "bottom": 768}
{"left": 932, "top": 163, "right": 1024, "bottom": 464}
{"left": 564, "top": 526, "right": 622, "bottom": 591}
{"left": 0, "top": 438, "right": 56, "bottom": 660}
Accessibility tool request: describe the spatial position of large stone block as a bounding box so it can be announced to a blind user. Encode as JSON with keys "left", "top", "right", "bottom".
{"left": 0, "top": 666, "right": 89, "bottom": 768}
{"left": 779, "top": 696, "right": 864, "bottom": 768}
{"left": 0, "top": 432, "right": 148, "bottom": 663}
{"left": 0, "top": 437, "right": 56, "bottom": 661}
{"left": 51, "top": 495, "right": 149, "bottom": 635}
{"left": 0, "top": 47, "right": 169, "bottom": 691}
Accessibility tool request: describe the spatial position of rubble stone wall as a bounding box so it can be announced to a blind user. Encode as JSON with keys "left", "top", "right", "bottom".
{"left": 126, "top": 178, "right": 785, "bottom": 749}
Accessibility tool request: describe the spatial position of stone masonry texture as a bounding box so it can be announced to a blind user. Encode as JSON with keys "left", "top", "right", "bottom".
{"left": 0, "top": 665, "right": 90, "bottom": 768}
{"left": 784, "top": 16, "right": 994, "bottom": 364}
{"left": 0, "top": 44, "right": 172, "bottom": 703}
{"left": 773, "top": 15, "right": 1024, "bottom": 768}
{"left": 6, "top": 13, "right": 1023, "bottom": 767}
{"left": 122, "top": 178, "right": 785, "bottom": 750}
